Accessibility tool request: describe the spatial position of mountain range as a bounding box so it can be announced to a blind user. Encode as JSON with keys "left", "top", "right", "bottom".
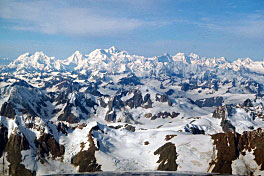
{"left": 0, "top": 46, "right": 264, "bottom": 175}
{"left": 3, "top": 46, "right": 264, "bottom": 75}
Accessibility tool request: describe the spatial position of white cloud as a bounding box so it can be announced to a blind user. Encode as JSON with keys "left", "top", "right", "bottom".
{"left": 0, "top": 0, "right": 144, "bottom": 35}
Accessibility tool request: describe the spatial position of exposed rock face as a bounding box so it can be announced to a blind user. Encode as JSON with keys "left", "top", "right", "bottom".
{"left": 104, "top": 90, "right": 154, "bottom": 111}
{"left": 56, "top": 92, "right": 97, "bottom": 123}
{"left": 0, "top": 102, "right": 16, "bottom": 119}
{"left": 71, "top": 126, "right": 101, "bottom": 172}
{"left": 210, "top": 128, "right": 264, "bottom": 174}
{"left": 238, "top": 128, "right": 264, "bottom": 170}
{"left": 151, "top": 112, "right": 179, "bottom": 120}
{"left": 181, "top": 83, "right": 190, "bottom": 91}
{"left": 220, "top": 119, "right": 235, "bottom": 132}
{"left": 142, "top": 93, "right": 152, "bottom": 109}
{"left": 11, "top": 80, "right": 34, "bottom": 88}
{"left": 84, "top": 83, "right": 103, "bottom": 97}
{"left": 165, "top": 89, "right": 174, "bottom": 96}
{"left": 125, "top": 90, "right": 143, "bottom": 109}
{"left": 154, "top": 142, "right": 178, "bottom": 171}
{"left": 105, "top": 111, "right": 116, "bottom": 122}
{"left": 118, "top": 74, "right": 142, "bottom": 86}
{"left": 104, "top": 90, "right": 153, "bottom": 122}
{"left": 171, "top": 112, "right": 180, "bottom": 118}
{"left": 35, "top": 133, "right": 65, "bottom": 160}
{"left": 156, "top": 94, "right": 172, "bottom": 106}
{"left": 243, "top": 98, "right": 253, "bottom": 107}
{"left": 212, "top": 106, "right": 226, "bottom": 119}
{"left": 195, "top": 97, "right": 223, "bottom": 108}
{"left": 124, "top": 124, "right": 135, "bottom": 132}
{"left": 98, "top": 98, "right": 107, "bottom": 108}
{"left": 108, "top": 95, "right": 124, "bottom": 111}
{"left": 58, "top": 103, "right": 79, "bottom": 123}
{"left": 5, "top": 133, "right": 35, "bottom": 176}
{"left": 210, "top": 132, "right": 239, "bottom": 174}
{"left": 54, "top": 92, "right": 68, "bottom": 105}
{"left": 56, "top": 80, "right": 77, "bottom": 92}
{"left": 212, "top": 105, "right": 235, "bottom": 132}
{"left": 56, "top": 122, "right": 68, "bottom": 135}
{"left": 184, "top": 124, "right": 205, "bottom": 134}
{"left": 0, "top": 125, "right": 8, "bottom": 157}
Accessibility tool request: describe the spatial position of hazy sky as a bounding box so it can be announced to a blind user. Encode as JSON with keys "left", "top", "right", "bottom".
{"left": 0, "top": 0, "right": 264, "bottom": 61}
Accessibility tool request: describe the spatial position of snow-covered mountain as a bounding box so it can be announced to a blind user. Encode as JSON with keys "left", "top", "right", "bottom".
{"left": 1, "top": 47, "right": 264, "bottom": 175}
{"left": 4, "top": 46, "right": 264, "bottom": 76}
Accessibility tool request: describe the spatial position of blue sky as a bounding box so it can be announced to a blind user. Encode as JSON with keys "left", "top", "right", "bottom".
{"left": 0, "top": 0, "right": 263, "bottom": 61}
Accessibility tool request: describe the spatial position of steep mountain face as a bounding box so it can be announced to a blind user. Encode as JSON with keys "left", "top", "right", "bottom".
{"left": 0, "top": 47, "right": 264, "bottom": 175}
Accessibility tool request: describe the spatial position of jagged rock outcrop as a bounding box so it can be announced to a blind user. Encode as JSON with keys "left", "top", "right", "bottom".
{"left": 142, "top": 93, "right": 152, "bottom": 109}
{"left": 58, "top": 103, "right": 79, "bottom": 123}
{"left": 195, "top": 97, "right": 223, "bottom": 108}
{"left": 71, "top": 126, "right": 101, "bottom": 172}
{"left": 212, "top": 105, "right": 235, "bottom": 132}
{"left": 154, "top": 142, "right": 178, "bottom": 171}
{"left": 243, "top": 98, "right": 253, "bottom": 107}
{"left": 212, "top": 106, "right": 226, "bottom": 119}
{"left": 56, "top": 122, "right": 68, "bottom": 135}
{"left": 108, "top": 95, "right": 124, "bottom": 111}
{"left": 5, "top": 133, "right": 35, "bottom": 176}
{"left": 151, "top": 112, "right": 179, "bottom": 120}
{"left": 210, "top": 128, "right": 264, "bottom": 174}
{"left": 238, "top": 128, "right": 264, "bottom": 170}
{"left": 210, "top": 132, "right": 239, "bottom": 174}
{"left": 125, "top": 90, "right": 143, "bottom": 109}
{"left": 11, "top": 80, "right": 34, "bottom": 88}
{"left": 35, "top": 133, "right": 65, "bottom": 160}
{"left": 156, "top": 94, "right": 172, "bottom": 106}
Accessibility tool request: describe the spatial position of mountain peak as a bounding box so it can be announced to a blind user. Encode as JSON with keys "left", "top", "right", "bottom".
{"left": 108, "top": 46, "right": 120, "bottom": 53}
{"left": 243, "top": 57, "right": 253, "bottom": 64}
{"left": 189, "top": 53, "right": 200, "bottom": 59}
{"left": 73, "top": 50, "right": 82, "bottom": 56}
{"left": 31, "top": 51, "right": 48, "bottom": 60}
{"left": 34, "top": 51, "right": 45, "bottom": 56}
{"left": 64, "top": 51, "right": 84, "bottom": 65}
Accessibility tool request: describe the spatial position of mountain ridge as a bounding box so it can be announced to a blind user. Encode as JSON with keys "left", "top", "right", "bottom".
{"left": 2, "top": 46, "right": 264, "bottom": 75}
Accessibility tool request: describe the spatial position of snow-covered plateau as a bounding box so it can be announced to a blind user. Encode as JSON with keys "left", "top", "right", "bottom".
{"left": 0, "top": 46, "right": 264, "bottom": 176}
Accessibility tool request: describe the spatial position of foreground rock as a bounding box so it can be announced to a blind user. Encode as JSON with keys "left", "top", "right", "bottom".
{"left": 5, "top": 133, "right": 35, "bottom": 176}
{"left": 154, "top": 142, "right": 178, "bottom": 171}
{"left": 209, "top": 128, "right": 264, "bottom": 175}
{"left": 71, "top": 126, "right": 102, "bottom": 172}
